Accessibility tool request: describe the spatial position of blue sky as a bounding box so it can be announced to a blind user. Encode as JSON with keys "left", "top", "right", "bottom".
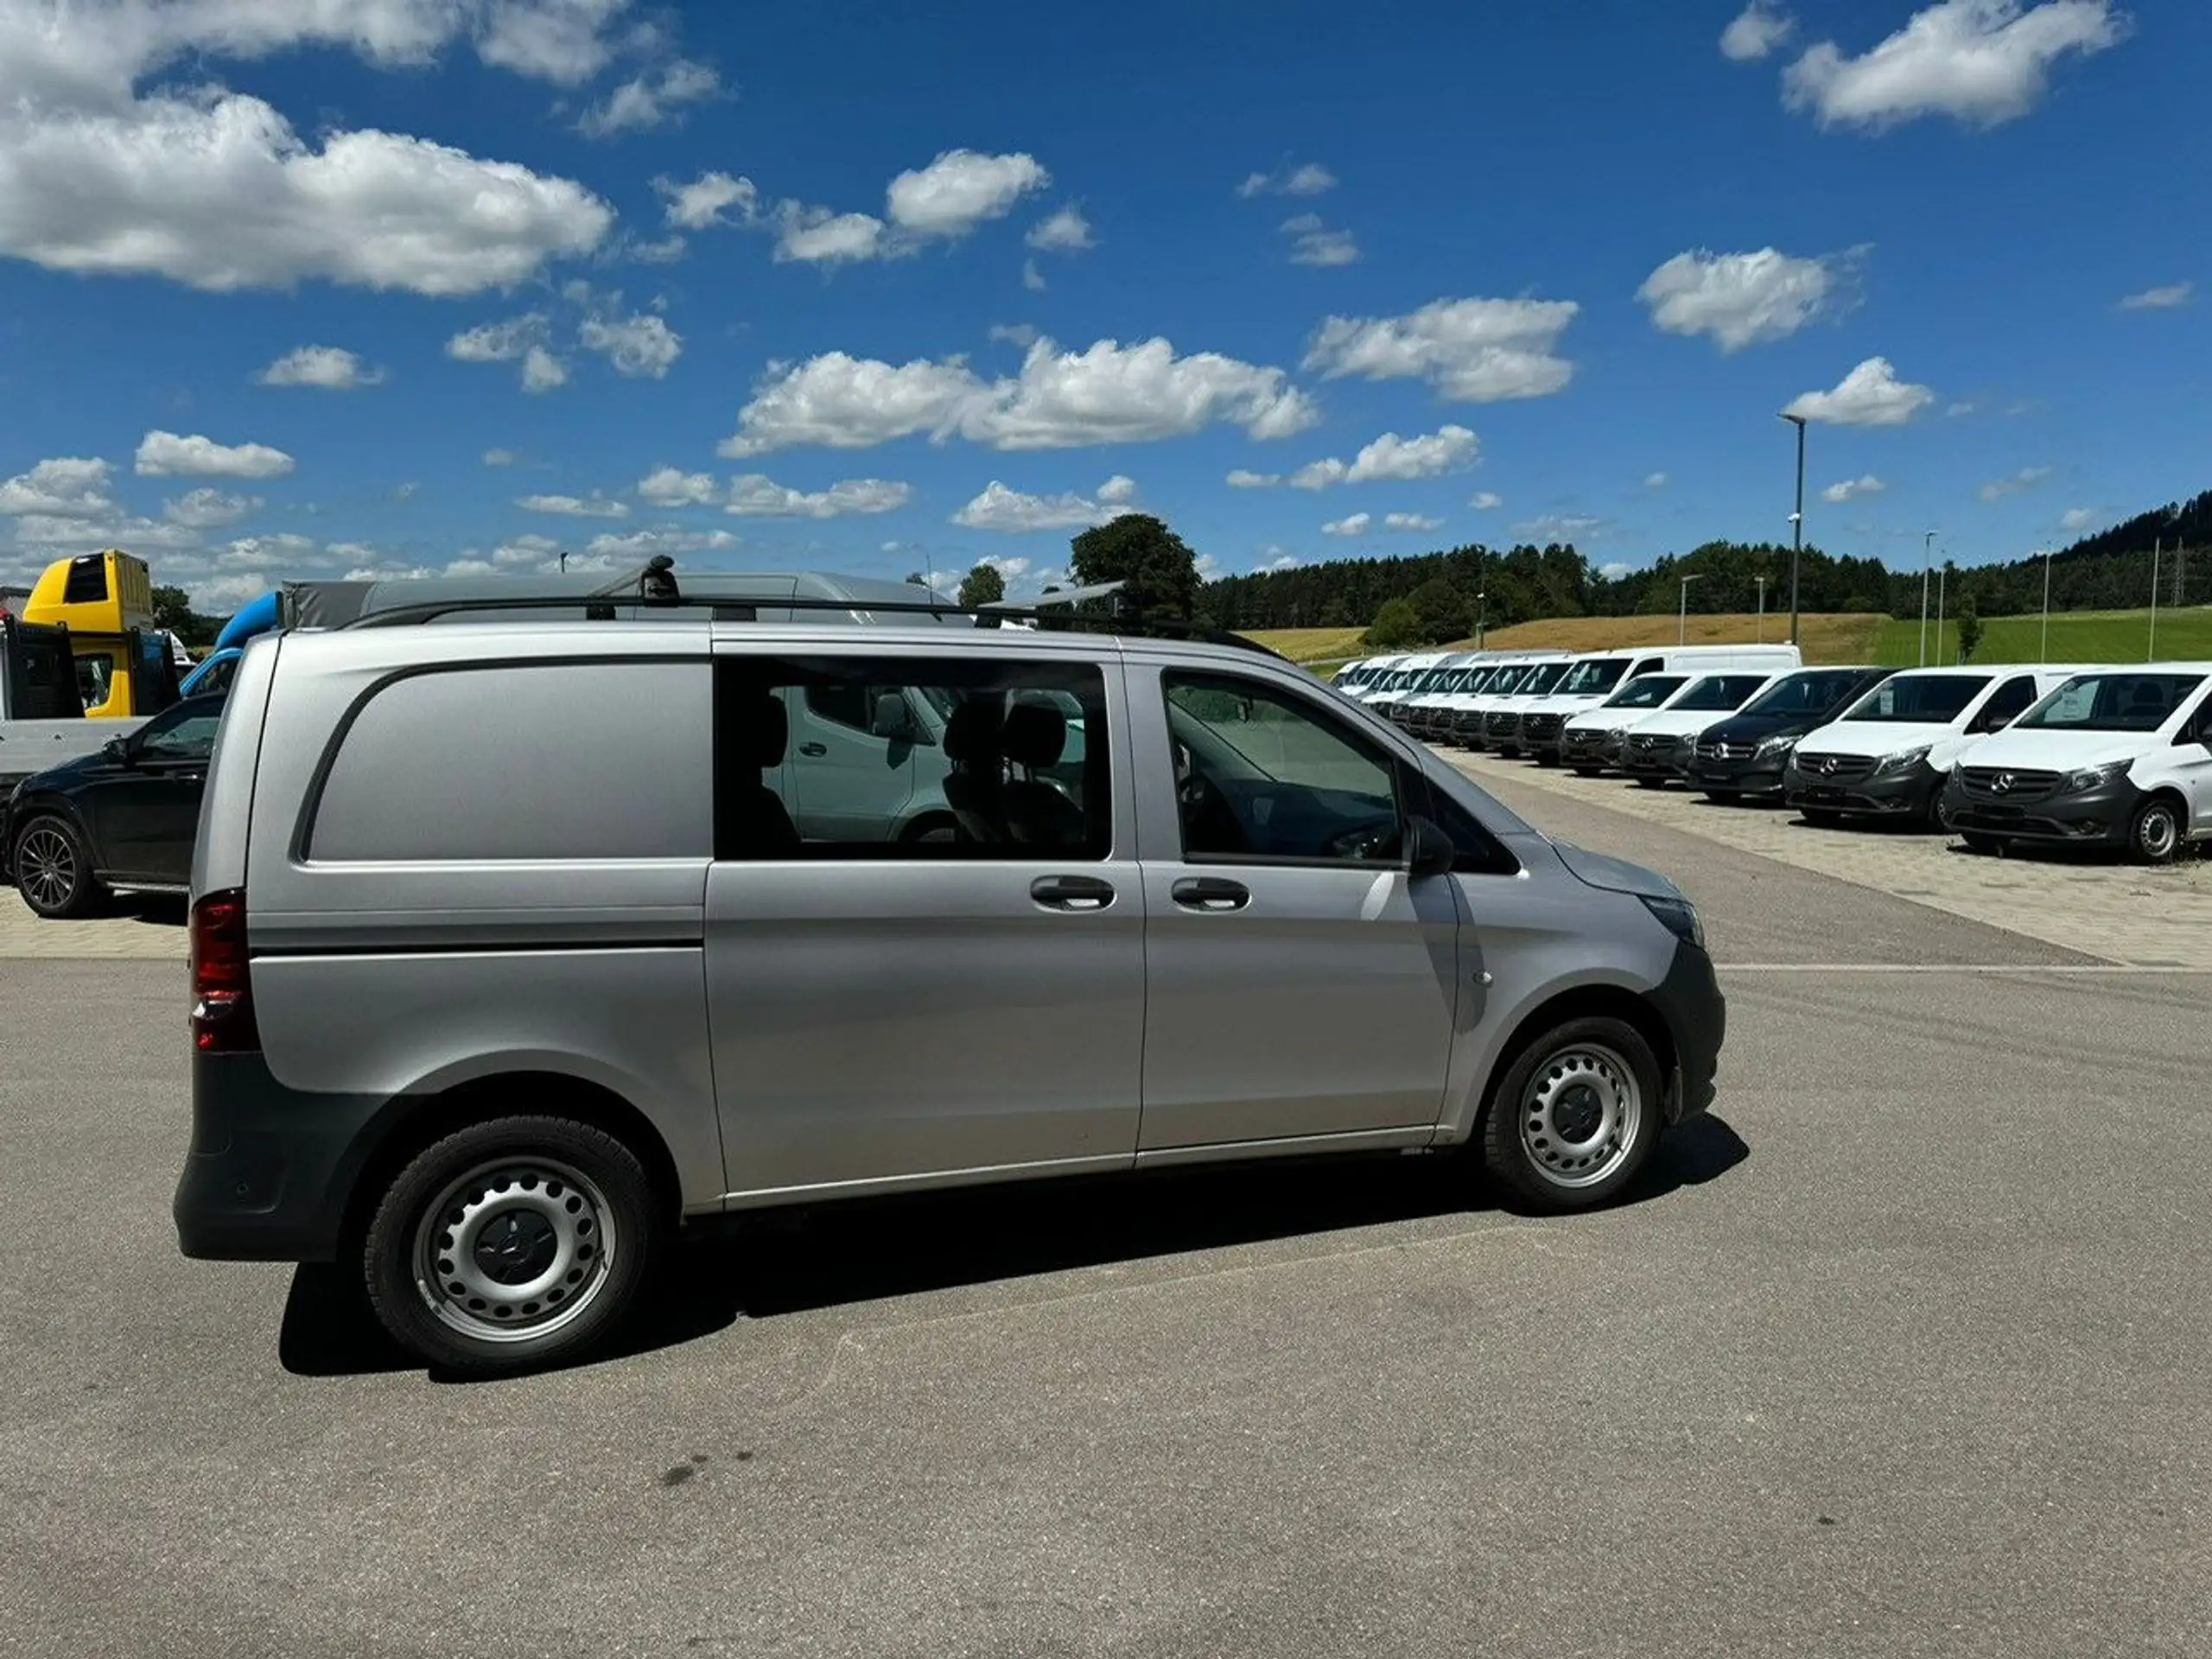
{"left": 1, "top": 0, "right": 2206, "bottom": 613}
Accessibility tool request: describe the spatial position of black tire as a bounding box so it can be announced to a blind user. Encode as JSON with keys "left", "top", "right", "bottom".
{"left": 1961, "top": 831, "right": 2006, "bottom": 855}
{"left": 1572, "top": 767, "right": 1603, "bottom": 779}
{"left": 1634, "top": 777, "right": 1667, "bottom": 790}
{"left": 1927, "top": 788, "right": 1955, "bottom": 833}
{"left": 1535, "top": 753, "right": 1560, "bottom": 768}
{"left": 1479, "top": 1016, "right": 1664, "bottom": 1211}
{"left": 898, "top": 810, "right": 961, "bottom": 845}
{"left": 10, "top": 812, "right": 105, "bottom": 919}
{"left": 2129, "top": 796, "right": 2183, "bottom": 866}
{"left": 1800, "top": 808, "right": 1844, "bottom": 829}
{"left": 1703, "top": 790, "right": 1739, "bottom": 806}
{"left": 363, "top": 1115, "right": 664, "bottom": 1376}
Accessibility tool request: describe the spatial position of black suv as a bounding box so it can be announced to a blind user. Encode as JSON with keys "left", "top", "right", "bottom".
{"left": 1682, "top": 667, "right": 1895, "bottom": 803}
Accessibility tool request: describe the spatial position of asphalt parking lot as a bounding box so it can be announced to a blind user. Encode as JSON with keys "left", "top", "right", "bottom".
{"left": 3, "top": 782, "right": 2208, "bottom": 1657}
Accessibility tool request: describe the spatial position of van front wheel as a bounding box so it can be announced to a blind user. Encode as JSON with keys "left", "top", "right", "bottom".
{"left": 1480, "top": 1017, "right": 1663, "bottom": 1211}
{"left": 2129, "top": 797, "right": 2183, "bottom": 866}
{"left": 363, "top": 1116, "right": 663, "bottom": 1376}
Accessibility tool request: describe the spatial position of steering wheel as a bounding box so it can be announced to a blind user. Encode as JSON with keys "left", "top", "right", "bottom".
{"left": 1322, "top": 817, "right": 1399, "bottom": 862}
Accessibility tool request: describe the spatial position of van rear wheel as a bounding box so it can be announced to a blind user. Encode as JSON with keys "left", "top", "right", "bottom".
{"left": 1479, "top": 1017, "right": 1662, "bottom": 1211}
{"left": 363, "top": 1116, "right": 663, "bottom": 1376}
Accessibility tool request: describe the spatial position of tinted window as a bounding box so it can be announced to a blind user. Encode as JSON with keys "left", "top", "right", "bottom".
{"left": 1844, "top": 674, "right": 1993, "bottom": 723}
{"left": 1741, "top": 670, "right": 1882, "bottom": 716}
{"left": 310, "top": 662, "right": 709, "bottom": 861}
{"left": 1165, "top": 673, "right": 1402, "bottom": 864}
{"left": 1518, "top": 662, "right": 1572, "bottom": 696}
{"left": 1605, "top": 675, "right": 1687, "bottom": 710}
{"left": 717, "top": 657, "right": 1109, "bottom": 861}
{"left": 1555, "top": 658, "right": 1632, "bottom": 696}
{"left": 2015, "top": 672, "right": 2209, "bottom": 734}
{"left": 137, "top": 699, "right": 225, "bottom": 760}
{"left": 1673, "top": 674, "right": 1769, "bottom": 712}
{"left": 61, "top": 556, "right": 108, "bottom": 606}
{"left": 1974, "top": 675, "right": 2041, "bottom": 728}
{"left": 1481, "top": 665, "right": 1530, "bottom": 696}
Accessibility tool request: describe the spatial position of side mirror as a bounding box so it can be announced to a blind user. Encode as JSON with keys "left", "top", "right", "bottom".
{"left": 869, "top": 692, "right": 918, "bottom": 741}
{"left": 1405, "top": 813, "right": 1456, "bottom": 879}
{"left": 102, "top": 736, "right": 131, "bottom": 765}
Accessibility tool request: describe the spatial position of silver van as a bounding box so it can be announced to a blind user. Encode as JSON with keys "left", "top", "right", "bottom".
{"left": 175, "top": 608, "right": 1725, "bottom": 1374}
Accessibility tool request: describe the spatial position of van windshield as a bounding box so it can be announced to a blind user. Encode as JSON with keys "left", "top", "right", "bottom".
{"left": 1843, "top": 674, "right": 1993, "bottom": 723}
{"left": 1672, "top": 674, "right": 1770, "bottom": 712}
{"left": 1446, "top": 665, "right": 1490, "bottom": 693}
{"left": 1519, "top": 661, "right": 1572, "bottom": 696}
{"left": 1604, "top": 675, "right": 1686, "bottom": 709}
{"left": 1554, "top": 658, "right": 1632, "bottom": 696}
{"left": 2014, "top": 672, "right": 2208, "bottom": 733}
{"left": 1481, "top": 664, "right": 1532, "bottom": 696}
{"left": 1740, "top": 670, "right": 1874, "bottom": 717}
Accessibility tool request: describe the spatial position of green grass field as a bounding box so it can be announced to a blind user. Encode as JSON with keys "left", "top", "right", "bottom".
{"left": 1872, "top": 606, "right": 2212, "bottom": 667}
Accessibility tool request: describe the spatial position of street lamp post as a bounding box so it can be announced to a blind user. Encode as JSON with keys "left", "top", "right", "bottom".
{"left": 1935, "top": 559, "right": 1948, "bottom": 664}
{"left": 1755, "top": 575, "right": 1767, "bottom": 644}
{"left": 1780, "top": 412, "right": 1807, "bottom": 646}
{"left": 1919, "top": 531, "right": 1935, "bottom": 665}
{"left": 1475, "top": 589, "right": 1487, "bottom": 651}
{"left": 2039, "top": 547, "right": 2054, "bottom": 663}
{"left": 2150, "top": 540, "right": 2161, "bottom": 661}
{"left": 1679, "top": 573, "right": 1706, "bottom": 645}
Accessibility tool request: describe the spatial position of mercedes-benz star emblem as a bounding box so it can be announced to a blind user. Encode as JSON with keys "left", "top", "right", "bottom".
{"left": 1993, "top": 772, "right": 2014, "bottom": 793}
{"left": 1819, "top": 755, "right": 1838, "bottom": 777}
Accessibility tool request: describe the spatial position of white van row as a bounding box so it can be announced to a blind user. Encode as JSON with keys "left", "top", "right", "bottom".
{"left": 1332, "top": 650, "right": 2212, "bottom": 865}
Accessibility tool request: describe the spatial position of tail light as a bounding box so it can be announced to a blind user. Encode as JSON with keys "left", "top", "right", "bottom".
{"left": 190, "top": 888, "right": 259, "bottom": 1053}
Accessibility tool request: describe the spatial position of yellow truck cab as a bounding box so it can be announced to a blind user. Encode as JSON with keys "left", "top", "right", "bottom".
{"left": 21, "top": 550, "right": 179, "bottom": 718}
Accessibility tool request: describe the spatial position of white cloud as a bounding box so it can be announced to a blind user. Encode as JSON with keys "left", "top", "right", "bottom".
{"left": 1783, "top": 0, "right": 2128, "bottom": 132}
{"left": 1721, "top": 3, "right": 1796, "bottom": 60}
{"left": 12, "top": 509, "right": 200, "bottom": 551}
{"left": 1236, "top": 162, "right": 1337, "bottom": 198}
{"left": 2119, "top": 283, "right": 2190, "bottom": 310}
{"left": 1979, "top": 465, "right": 2052, "bottom": 502}
{"left": 626, "top": 233, "right": 686, "bottom": 264}
{"left": 582, "top": 526, "right": 740, "bottom": 560}
{"left": 636, "top": 466, "right": 720, "bottom": 506}
{"left": 1226, "top": 469, "right": 1280, "bottom": 488}
{"left": 1258, "top": 550, "right": 1300, "bottom": 571}
{"left": 482, "top": 448, "right": 518, "bottom": 467}
{"left": 212, "top": 531, "right": 318, "bottom": 571}
{"left": 951, "top": 475, "right": 1141, "bottom": 532}
{"left": 1513, "top": 513, "right": 1608, "bottom": 543}
{"left": 579, "top": 59, "right": 719, "bottom": 137}
{"left": 773, "top": 203, "right": 888, "bottom": 265}
{"left": 887, "top": 149, "right": 1049, "bottom": 238}
{"left": 726, "top": 475, "right": 912, "bottom": 518}
{"left": 474, "top": 0, "right": 634, "bottom": 83}
{"left": 657, "top": 170, "right": 759, "bottom": 230}
{"left": 0, "top": 457, "right": 116, "bottom": 517}
{"left": 517, "top": 492, "right": 629, "bottom": 518}
{"left": 1644, "top": 472, "right": 1669, "bottom": 489}
{"left": 136, "top": 429, "right": 294, "bottom": 478}
{"left": 1022, "top": 257, "right": 1046, "bottom": 291}
{"left": 988, "top": 323, "right": 1039, "bottom": 347}
{"left": 1026, "top": 206, "right": 1093, "bottom": 252}
{"left": 2059, "top": 506, "right": 2094, "bottom": 531}
{"left": 1948, "top": 400, "right": 1978, "bottom": 417}
{"left": 1637, "top": 247, "right": 1851, "bottom": 352}
{"left": 1305, "top": 296, "right": 1578, "bottom": 402}
{"left": 721, "top": 336, "right": 1319, "bottom": 455}
{"left": 0, "top": 5, "right": 615, "bottom": 297}
{"left": 189, "top": 571, "right": 273, "bottom": 612}
{"left": 256, "top": 345, "right": 385, "bottom": 389}
{"left": 1383, "top": 512, "right": 1443, "bottom": 531}
{"left": 980, "top": 555, "right": 1031, "bottom": 578}
{"left": 1784, "top": 357, "right": 1935, "bottom": 426}
{"left": 1468, "top": 491, "right": 1503, "bottom": 510}
{"left": 1599, "top": 561, "right": 1632, "bottom": 580}
{"left": 162, "top": 488, "right": 259, "bottom": 528}
{"left": 1822, "top": 474, "right": 1888, "bottom": 502}
{"left": 521, "top": 346, "right": 568, "bottom": 393}
{"left": 493, "top": 532, "right": 562, "bottom": 565}
{"left": 1290, "top": 424, "right": 1479, "bottom": 490}
{"left": 1320, "top": 513, "right": 1370, "bottom": 537}
{"left": 1281, "top": 213, "right": 1359, "bottom": 267}
{"left": 579, "top": 311, "right": 680, "bottom": 378}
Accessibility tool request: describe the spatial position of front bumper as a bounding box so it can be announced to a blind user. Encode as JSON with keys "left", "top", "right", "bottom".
{"left": 1560, "top": 728, "right": 1617, "bottom": 770}
{"left": 1651, "top": 939, "right": 1726, "bottom": 1124}
{"left": 1684, "top": 755, "right": 1789, "bottom": 797}
{"left": 1621, "top": 740, "right": 1689, "bottom": 781}
{"left": 1941, "top": 771, "right": 2139, "bottom": 847}
{"left": 1783, "top": 759, "right": 1944, "bottom": 818}
{"left": 175, "top": 1051, "right": 394, "bottom": 1262}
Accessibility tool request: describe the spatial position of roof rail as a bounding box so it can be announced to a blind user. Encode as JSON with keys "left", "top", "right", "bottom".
{"left": 337, "top": 557, "right": 1285, "bottom": 659}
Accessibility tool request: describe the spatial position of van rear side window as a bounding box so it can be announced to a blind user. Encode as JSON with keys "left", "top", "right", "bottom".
{"left": 307, "top": 662, "right": 710, "bottom": 861}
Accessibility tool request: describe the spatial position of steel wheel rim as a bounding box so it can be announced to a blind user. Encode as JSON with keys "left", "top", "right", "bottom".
{"left": 412, "top": 1155, "right": 616, "bottom": 1344}
{"left": 16, "top": 827, "right": 77, "bottom": 912}
{"left": 1519, "top": 1042, "right": 1643, "bottom": 1190}
{"left": 2140, "top": 809, "right": 2177, "bottom": 859}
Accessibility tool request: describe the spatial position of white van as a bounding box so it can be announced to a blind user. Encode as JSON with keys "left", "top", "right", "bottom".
{"left": 1940, "top": 664, "right": 2212, "bottom": 862}
{"left": 1611, "top": 672, "right": 1789, "bottom": 785}
{"left": 1558, "top": 671, "right": 1698, "bottom": 772}
{"left": 1785, "top": 664, "right": 2086, "bottom": 830}
{"left": 1365, "top": 651, "right": 1455, "bottom": 721}
{"left": 1402, "top": 651, "right": 1495, "bottom": 738}
{"left": 1517, "top": 645, "right": 1802, "bottom": 765}
{"left": 1458, "top": 654, "right": 1573, "bottom": 752}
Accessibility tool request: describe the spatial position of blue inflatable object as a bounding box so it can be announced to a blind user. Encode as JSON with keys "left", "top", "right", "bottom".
{"left": 212, "top": 589, "right": 280, "bottom": 652}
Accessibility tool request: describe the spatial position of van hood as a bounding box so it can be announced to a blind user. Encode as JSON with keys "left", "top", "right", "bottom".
{"left": 1793, "top": 719, "right": 1954, "bottom": 761}
{"left": 1702, "top": 709, "right": 1830, "bottom": 747}
{"left": 1956, "top": 728, "right": 2154, "bottom": 772}
{"left": 1524, "top": 692, "right": 1607, "bottom": 715}
{"left": 1627, "top": 709, "right": 1723, "bottom": 739}
{"left": 1549, "top": 840, "right": 1682, "bottom": 902}
{"left": 1563, "top": 707, "right": 1651, "bottom": 735}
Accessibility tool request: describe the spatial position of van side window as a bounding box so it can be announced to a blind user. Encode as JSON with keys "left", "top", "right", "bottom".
{"left": 1975, "top": 675, "right": 2040, "bottom": 730}
{"left": 307, "top": 662, "right": 710, "bottom": 861}
{"left": 715, "top": 657, "right": 1110, "bottom": 861}
{"left": 1162, "top": 673, "right": 1403, "bottom": 865}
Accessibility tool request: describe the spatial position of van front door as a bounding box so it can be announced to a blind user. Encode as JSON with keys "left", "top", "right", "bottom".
{"left": 1131, "top": 667, "right": 1460, "bottom": 1151}
{"left": 702, "top": 649, "right": 1144, "bottom": 1200}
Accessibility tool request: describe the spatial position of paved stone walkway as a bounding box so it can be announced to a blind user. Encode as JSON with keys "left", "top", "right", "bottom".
{"left": 0, "top": 890, "right": 185, "bottom": 960}
{"left": 1444, "top": 749, "right": 2212, "bottom": 969}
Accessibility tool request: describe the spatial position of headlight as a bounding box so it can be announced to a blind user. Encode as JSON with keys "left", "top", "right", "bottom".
{"left": 1754, "top": 733, "right": 1799, "bottom": 759}
{"left": 2062, "top": 760, "right": 2127, "bottom": 793}
{"left": 1872, "top": 744, "right": 1933, "bottom": 778}
{"left": 1641, "top": 894, "right": 1706, "bottom": 950}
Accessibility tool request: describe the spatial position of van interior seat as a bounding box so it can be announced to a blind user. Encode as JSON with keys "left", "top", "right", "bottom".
{"left": 1001, "top": 702, "right": 1085, "bottom": 848}
{"left": 728, "top": 690, "right": 801, "bottom": 855}
{"left": 941, "top": 700, "right": 1008, "bottom": 843}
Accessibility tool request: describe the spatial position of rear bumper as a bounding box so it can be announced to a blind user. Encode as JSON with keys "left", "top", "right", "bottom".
{"left": 1783, "top": 760, "right": 1942, "bottom": 818}
{"left": 1940, "top": 772, "right": 2139, "bottom": 847}
{"left": 174, "top": 1052, "right": 391, "bottom": 1262}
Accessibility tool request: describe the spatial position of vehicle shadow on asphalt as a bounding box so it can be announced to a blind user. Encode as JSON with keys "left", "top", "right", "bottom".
{"left": 276, "top": 1113, "right": 1750, "bottom": 1381}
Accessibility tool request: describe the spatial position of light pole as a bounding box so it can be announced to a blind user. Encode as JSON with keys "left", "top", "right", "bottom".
{"left": 1919, "top": 531, "right": 1934, "bottom": 665}
{"left": 1475, "top": 589, "right": 1487, "bottom": 651}
{"left": 1935, "top": 558, "right": 1948, "bottom": 664}
{"left": 1755, "top": 575, "right": 1767, "bottom": 643}
{"left": 2038, "top": 546, "right": 2054, "bottom": 663}
{"left": 1679, "top": 573, "right": 1706, "bottom": 645}
{"left": 2150, "top": 539, "right": 2161, "bottom": 661}
{"left": 1780, "top": 412, "right": 1807, "bottom": 646}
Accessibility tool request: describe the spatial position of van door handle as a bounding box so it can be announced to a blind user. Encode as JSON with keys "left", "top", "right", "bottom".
{"left": 1030, "top": 874, "right": 1116, "bottom": 912}
{"left": 798, "top": 741, "right": 827, "bottom": 757}
{"left": 1171, "top": 876, "right": 1250, "bottom": 912}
